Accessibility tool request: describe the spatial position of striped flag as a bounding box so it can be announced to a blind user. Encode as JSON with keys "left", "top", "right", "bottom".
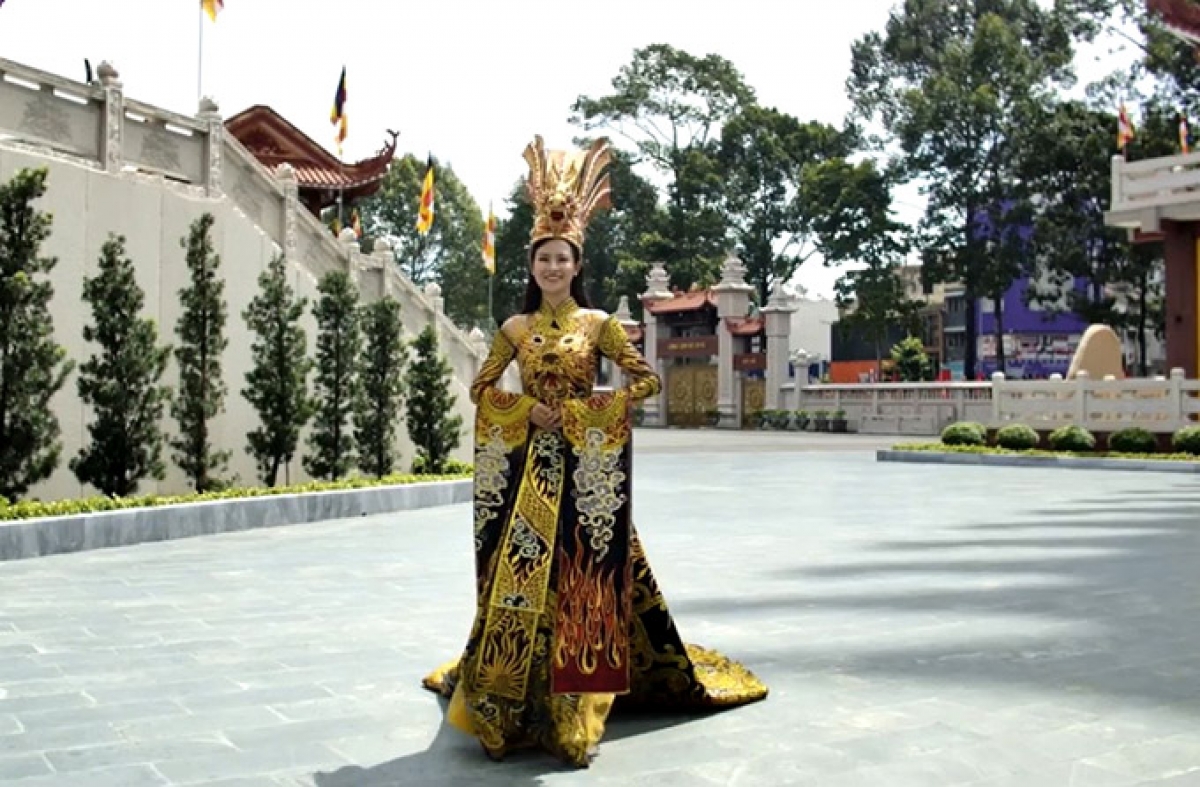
{"left": 416, "top": 155, "right": 435, "bottom": 236}
{"left": 482, "top": 203, "right": 496, "bottom": 275}
{"left": 201, "top": 0, "right": 223, "bottom": 22}
{"left": 1117, "top": 102, "right": 1134, "bottom": 152}
{"left": 1180, "top": 113, "right": 1190, "bottom": 154}
{"left": 330, "top": 67, "right": 347, "bottom": 157}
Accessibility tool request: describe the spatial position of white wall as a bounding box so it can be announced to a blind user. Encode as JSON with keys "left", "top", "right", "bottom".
{"left": 0, "top": 144, "right": 478, "bottom": 502}
{"left": 789, "top": 295, "right": 838, "bottom": 362}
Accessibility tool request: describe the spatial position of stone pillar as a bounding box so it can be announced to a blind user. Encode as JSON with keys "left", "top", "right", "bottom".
{"left": 761, "top": 281, "right": 799, "bottom": 410}
{"left": 610, "top": 295, "right": 639, "bottom": 389}
{"left": 424, "top": 281, "right": 445, "bottom": 342}
{"left": 276, "top": 163, "right": 298, "bottom": 261}
{"left": 97, "top": 62, "right": 124, "bottom": 174}
{"left": 1162, "top": 220, "right": 1199, "bottom": 377}
{"left": 638, "top": 262, "right": 674, "bottom": 427}
{"left": 712, "top": 253, "right": 754, "bottom": 428}
{"left": 199, "top": 97, "right": 223, "bottom": 197}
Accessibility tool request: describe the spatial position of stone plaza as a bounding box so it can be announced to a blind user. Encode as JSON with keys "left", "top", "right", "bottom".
{"left": 2, "top": 430, "right": 1200, "bottom": 786}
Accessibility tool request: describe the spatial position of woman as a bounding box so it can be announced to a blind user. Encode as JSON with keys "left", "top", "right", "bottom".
{"left": 422, "top": 135, "right": 767, "bottom": 767}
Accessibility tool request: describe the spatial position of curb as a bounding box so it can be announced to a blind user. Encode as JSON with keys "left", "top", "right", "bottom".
{"left": 0, "top": 479, "right": 473, "bottom": 563}
{"left": 876, "top": 450, "right": 1200, "bottom": 474}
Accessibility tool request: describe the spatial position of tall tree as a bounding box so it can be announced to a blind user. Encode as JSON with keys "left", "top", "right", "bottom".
{"left": 71, "top": 234, "right": 171, "bottom": 498}
{"left": 572, "top": 44, "right": 755, "bottom": 288}
{"left": 242, "top": 252, "right": 314, "bottom": 487}
{"left": 848, "top": 0, "right": 1083, "bottom": 379}
{"left": 354, "top": 297, "right": 408, "bottom": 478}
{"left": 304, "top": 269, "right": 361, "bottom": 481}
{"left": 0, "top": 168, "right": 74, "bottom": 502}
{"left": 357, "top": 155, "right": 487, "bottom": 327}
{"left": 171, "top": 212, "right": 229, "bottom": 492}
{"left": 404, "top": 326, "right": 462, "bottom": 474}
{"left": 718, "top": 107, "right": 860, "bottom": 305}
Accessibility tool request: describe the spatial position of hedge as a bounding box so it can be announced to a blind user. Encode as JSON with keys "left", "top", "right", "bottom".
{"left": 893, "top": 442, "right": 1200, "bottom": 463}
{"left": 0, "top": 468, "right": 473, "bottom": 522}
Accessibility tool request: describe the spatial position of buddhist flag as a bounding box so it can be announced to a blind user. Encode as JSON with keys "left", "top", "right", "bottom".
{"left": 482, "top": 203, "right": 496, "bottom": 275}
{"left": 1117, "top": 102, "right": 1134, "bottom": 152}
{"left": 416, "top": 155, "right": 435, "bottom": 236}
{"left": 201, "top": 0, "right": 223, "bottom": 22}
{"left": 350, "top": 208, "right": 363, "bottom": 239}
{"left": 330, "top": 67, "right": 348, "bottom": 156}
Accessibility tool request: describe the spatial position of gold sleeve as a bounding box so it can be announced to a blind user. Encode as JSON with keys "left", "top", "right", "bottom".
{"left": 597, "top": 315, "right": 661, "bottom": 401}
{"left": 470, "top": 330, "right": 518, "bottom": 405}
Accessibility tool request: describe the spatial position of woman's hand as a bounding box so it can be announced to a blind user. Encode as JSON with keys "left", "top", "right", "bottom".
{"left": 530, "top": 402, "right": 562, "bottom": 431}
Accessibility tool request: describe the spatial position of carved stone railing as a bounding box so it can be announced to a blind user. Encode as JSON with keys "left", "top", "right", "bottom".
{"left": 0, "top": 55, "right": 487, "bottom": 393}
{"left": 991, "top": 369, "right": 1200, "bottom": 433}
{"left": 1107, "top": 152, "right": 1200, "bottom": 230}
{"left": 788, "top": 381, "right": 994, "bottom": 435}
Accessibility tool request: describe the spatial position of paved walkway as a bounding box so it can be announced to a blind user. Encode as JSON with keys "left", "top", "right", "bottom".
{"left": 2, "top": 430, "right": 1200, "bottom": 786}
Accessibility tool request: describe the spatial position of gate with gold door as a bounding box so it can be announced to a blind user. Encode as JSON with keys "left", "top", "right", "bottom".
{"left": 741, "top": 377, "right": 765, "bottom": 428}
{"left": 666, "top": 364, "right": 718, "bottom": 427}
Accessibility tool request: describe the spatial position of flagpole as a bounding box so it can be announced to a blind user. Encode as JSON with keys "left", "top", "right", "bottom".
{"left": 197, "top": 4, "right": 203, "bottom": 106}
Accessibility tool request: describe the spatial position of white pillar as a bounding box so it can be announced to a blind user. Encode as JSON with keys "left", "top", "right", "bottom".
{"left": 761, "top": 281, "right": 799, "bottom": 410}
{"left": 639, "top": 263, "right": 673, "bottom": 427}
{"left": 712, "top": 253, "right": 753, "bottom": 428}
{"left": 98, "top": 62, "right": 124, "bottom": 174}
{"left": 199, "top": 97, "right": 223, "bottom": 198}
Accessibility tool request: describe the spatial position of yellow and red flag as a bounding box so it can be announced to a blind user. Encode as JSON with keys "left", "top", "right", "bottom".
{"left": 201, "top": 0, "right": 223, "bottom": 22}
{"left": 350, "top": 208, "right": 363, "bottom": 239}
{"left": 482, "top": 203, "right": 496, "bottom": 275}
{"left": 416, "top": 155, "right": 435, "bottom": 235}
{"left": 330, "top": 67, "right": 347, "bottom": 156}
{"left": 1117, "top": 102, "right": 1134, "bottom": 152}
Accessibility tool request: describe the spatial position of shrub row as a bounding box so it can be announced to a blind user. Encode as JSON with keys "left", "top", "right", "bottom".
{"left": 938, "top": 421, "right": 1200, "bottom": 456}
{"left": 0, "top": 466, "right": 473, "bottom": 522}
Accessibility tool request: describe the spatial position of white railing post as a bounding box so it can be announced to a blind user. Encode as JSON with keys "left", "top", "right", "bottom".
{"left": 990, "top": 372, "right": 1005, "bottom": 423}
{"left": 98, "top": 62, "right": 124, "bottom": 174}
{"left": 1170, "top": 367, "right": 1186, "bottom": 430}
{"left": 1074, "top": 371, "right": 1089, "bottom": 425}
{"left": 198, "top": 97, "right": 223, "bottom": 197}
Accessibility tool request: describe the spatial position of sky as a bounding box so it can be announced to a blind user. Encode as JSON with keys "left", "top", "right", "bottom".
{"left": 0, "top": 0, "right": 1132, "bottom": 299}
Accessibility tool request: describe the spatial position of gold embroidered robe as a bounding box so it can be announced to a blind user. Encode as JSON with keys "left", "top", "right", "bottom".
{"left": 422, "top": 297, "right": 767, "bottom": 766}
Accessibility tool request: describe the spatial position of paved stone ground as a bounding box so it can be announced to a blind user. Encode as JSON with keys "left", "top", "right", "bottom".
{"left": 2, "top": 429, "right": 1200, "bottom": 786}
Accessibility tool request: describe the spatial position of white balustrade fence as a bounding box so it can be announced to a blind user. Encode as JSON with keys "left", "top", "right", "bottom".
{"left": 991, "top": 369, "right": 1200, "bottom": 433}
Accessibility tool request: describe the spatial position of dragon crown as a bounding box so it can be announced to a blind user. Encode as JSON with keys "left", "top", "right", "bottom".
{"left": 523, "top": 135, "right": 613, "bottom": 251}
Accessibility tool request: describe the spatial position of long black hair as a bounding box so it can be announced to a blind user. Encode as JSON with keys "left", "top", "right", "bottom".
{"left": 520, "top": 237, "right": 592, "bottom": 314}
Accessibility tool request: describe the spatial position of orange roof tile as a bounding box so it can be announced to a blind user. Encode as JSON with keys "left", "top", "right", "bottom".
{"left": 725, "top": 316, "right": 764, "bottom": 336}
{"left": 225, "top": 105, "right": 396, "bottom": 204}
{"left": 645, "top": 289, "right": 717, "bottom": 315}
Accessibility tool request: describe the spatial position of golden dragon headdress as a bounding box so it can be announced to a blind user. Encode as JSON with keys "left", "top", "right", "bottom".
{"left": 523, "top": 135, "right": 613, "bottom": 250}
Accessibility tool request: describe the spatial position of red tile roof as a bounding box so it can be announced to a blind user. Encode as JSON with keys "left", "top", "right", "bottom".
{"left": 1149, "top": 0, "right": 1200, "bottom": 42}
{"left": 645, "top": 289, "right": 717, "bottom": 315}
{"left": 225, "top": 105, "right": 396, "bottom": 204}
{"left": 725, "top": 316, "right": 764, "bottom": 336}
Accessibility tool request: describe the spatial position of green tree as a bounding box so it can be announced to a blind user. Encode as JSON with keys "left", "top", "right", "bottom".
{"left": 835, "top": 263, "right": 922, "bottom": 369}
{"left": 357, "top": 155, "right": 487, "bottom": 327}
{"left": 355, "top": 297, "right": 408, "bottom": 478}
{"left": 890, "top": 335, "right": 933, "bottom": 382}
{"left": 242, "top": 252, "right": 314, "bottom": 487}
{"left": 304, "top": 269, "right": 361, "bottom": 481}
{"left": 170, "top": 213, "right": 230, "bottom": 492}
{"left": 0, "top": 168, "right": 74, "bottom": 501}
{"left": 404, "top": 325, "right": 462, "bottom": 474}
{"left": 572, "top": 44, "right": 755, "bottom": 289}
{"left": 848, "top": 0, "right": 1082, "bottom": 379}
{"left": 719, "top": 107, "right": 862, "bottom": 305}
{"left": 71, "top": 234, "right": 171, "bottom": 497}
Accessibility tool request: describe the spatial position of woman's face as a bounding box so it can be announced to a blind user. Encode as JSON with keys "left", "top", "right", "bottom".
{"left": 531, "top": 239, "right": 580, "bottom": 302}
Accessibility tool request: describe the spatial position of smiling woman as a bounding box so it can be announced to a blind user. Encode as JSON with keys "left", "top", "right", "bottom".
{"left": 421, "top": 134, "right": 768, "bottom": 768}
